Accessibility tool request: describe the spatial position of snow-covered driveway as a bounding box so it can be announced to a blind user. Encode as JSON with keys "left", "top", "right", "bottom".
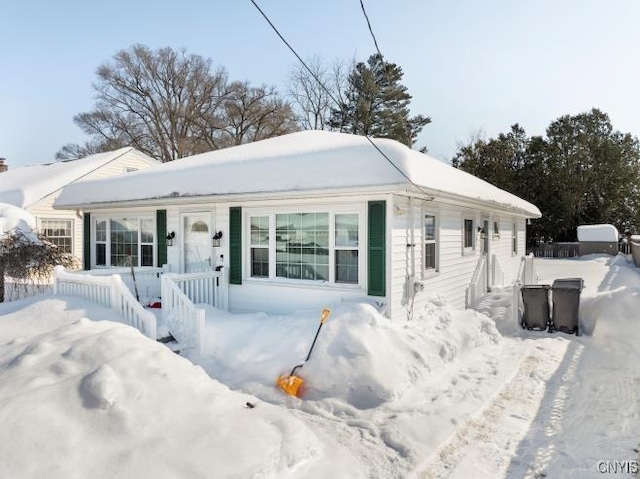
{"left": 419, "top": 255, "right": 640, "bottom": 478}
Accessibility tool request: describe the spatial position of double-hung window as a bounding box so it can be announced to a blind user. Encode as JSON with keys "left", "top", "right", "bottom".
{"left": 512, "top": 222, "right": 518, "bottom": 254}
{"left": 250, "top": 216, "right": 270, "bottom": 277}
{"left": 41, "top": 219, "right": 73, "bottom": 254}
{"left": 94, "top": 217, "right": 155, "bottom": 267}
{"left": 493, "top": 220, "right": 500, "bottom": 240}
{"left": 424, "top": 214, "right": 437, "bottom": 272}
{"left": 248, "top": 210, "right": 361, "bottom": 285}
{"left": 463, "top": 218, "right": 474, "bottom": 251}
{"left": 334, "top": 213, "right": 359, "bottom": 284}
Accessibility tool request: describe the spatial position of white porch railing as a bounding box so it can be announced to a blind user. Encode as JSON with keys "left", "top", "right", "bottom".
{"left": 512, "top": 254, "right": 538, "bottom": 325}
{"left": 491, "top": 254, "right": 505, "bottom": 287}
{"left": 80, "top": 267, "right": 164, "bottom": 301}
{"left": 466, "top": 253, "right": 488, "bottom": 308}
{"left": 160, "top": 269, "right": 229, "bottom": 355}
{"left": 53, "top": 266, "right": 157, "bottom": 340}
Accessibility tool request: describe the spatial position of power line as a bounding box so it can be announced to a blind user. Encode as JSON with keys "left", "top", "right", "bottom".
{"left": 248, "top": 0, "right": 428, "bottom": 192}
{"left": 359, "top": 0, "right": 385, "bottom": 63}
{"left": 358, "top": 0, "right": 417, "bottom": 149}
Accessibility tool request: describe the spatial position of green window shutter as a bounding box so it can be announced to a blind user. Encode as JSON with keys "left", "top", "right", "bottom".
{"left": 229, "top": 207, "right": 242, "bottom": 285}
{"left": 83, "top": 213, "right": 91, "bottom": 271}
{"left": 156, "top": 210, "right": 167, "bottom": 267}
{"left": 368, "top": 201, "right": 386, "bottom": 296}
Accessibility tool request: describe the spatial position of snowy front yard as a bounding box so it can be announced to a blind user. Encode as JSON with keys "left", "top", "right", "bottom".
{"left": 0, "top": 255, "right": 639, "bottom": 478}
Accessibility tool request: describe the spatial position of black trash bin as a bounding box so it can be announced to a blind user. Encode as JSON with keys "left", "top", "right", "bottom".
{"left": 520, "top": 285, "right": 551, "bottom": 331}
{"left": 551, "top": 278, "right": 584, "bottom": 335}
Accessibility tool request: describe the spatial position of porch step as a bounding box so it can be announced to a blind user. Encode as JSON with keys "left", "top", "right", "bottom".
{"left": 157, "top": 334, "right": 181, "bottom": 355}
{"left": 157, "top": 333, "right": 176, "bottom": 344}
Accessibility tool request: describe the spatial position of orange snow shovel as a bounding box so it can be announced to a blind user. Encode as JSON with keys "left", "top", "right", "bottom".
{"left": 276, "top": 308, "right": 331, "bottom": 397}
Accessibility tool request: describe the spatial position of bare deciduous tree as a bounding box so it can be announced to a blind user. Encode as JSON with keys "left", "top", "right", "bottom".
{"left": 59, "top": 45, "right": 299, "bottom": 162}
{"left": 286, "top": 56, "right": 350, "bottom": 131}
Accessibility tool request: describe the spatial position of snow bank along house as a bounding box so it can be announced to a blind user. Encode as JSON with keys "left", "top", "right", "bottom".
{"left": 54, "top": 131, "right": 541, "bottom": 323}
{"left": 0, "top": 149, "right": 159, "bottom": 262}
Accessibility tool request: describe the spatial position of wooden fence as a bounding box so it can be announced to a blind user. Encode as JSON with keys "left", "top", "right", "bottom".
{"left": 527, "top": 242, "right": 631, "bottom": 258}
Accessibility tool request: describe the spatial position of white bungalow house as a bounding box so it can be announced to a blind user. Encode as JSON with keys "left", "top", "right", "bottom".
{"left": 0, "top": 148, "right": 159, "bottom": 264}
{"left": 54, "top": 131, "right": 540, "bottom": 322}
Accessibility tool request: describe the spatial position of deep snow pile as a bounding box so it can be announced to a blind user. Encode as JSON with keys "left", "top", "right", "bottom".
{"left": 0, "top": 293, "right": 505, "bottom": 479}
{"left": 0, "top": 297, "right": 360, "bottom": 479}
{"left": 196, "top": 299, "right": 501, "bottom": 410}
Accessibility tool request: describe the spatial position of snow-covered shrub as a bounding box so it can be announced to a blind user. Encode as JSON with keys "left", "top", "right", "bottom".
{"left": 0, "top": 228, "right": 78, "bottom": 302}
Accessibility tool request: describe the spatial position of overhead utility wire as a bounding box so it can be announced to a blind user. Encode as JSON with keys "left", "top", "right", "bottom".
{"left": 358, "top": 0, "right": 416, "bottom": 150}
{"left": 359, "top": 0, "right": 384, "bottom": 62}
{"left": 248, "top": 0, "right": 430, "bottom": 194}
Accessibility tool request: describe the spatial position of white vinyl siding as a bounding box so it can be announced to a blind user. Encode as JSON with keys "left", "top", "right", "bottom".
{"left": 390, "top": 194, "right": 527, "bottom": 318}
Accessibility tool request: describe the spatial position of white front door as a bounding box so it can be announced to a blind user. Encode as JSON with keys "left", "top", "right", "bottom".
{"left": 183, "top": 212, "right": 212, "bottom": 273}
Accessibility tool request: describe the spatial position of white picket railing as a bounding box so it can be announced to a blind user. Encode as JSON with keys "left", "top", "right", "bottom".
{"left": 160, "top": 269, "right": 229, "bottom": 355}
{"left": 171, "top": 269, "right": 229, "bottom": 311}
{"left": 161, "top": 274, "right": 206, "bottom": 355}
{"left": 80, "top": 267, "right": 164, "bottom": 301}
{"left": 53, "top": 266, "right": 157, "bottom": 340}
{"left": 466, "top": 253, "right": 488, "bottom": 308}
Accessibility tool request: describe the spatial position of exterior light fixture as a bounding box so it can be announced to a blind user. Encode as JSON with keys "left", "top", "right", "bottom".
{"left": 212, "top": 231, "right": 223, "bottom": 247}
{"left": 166, "top": 231, "right": 176, "bottom": 247}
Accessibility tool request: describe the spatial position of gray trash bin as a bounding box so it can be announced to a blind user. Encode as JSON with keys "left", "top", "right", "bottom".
{"left": 520, "top": 285, "right": 551, "bottom": 331}
{"left": 551, "top": 278, "right": 584, "bottom": 335}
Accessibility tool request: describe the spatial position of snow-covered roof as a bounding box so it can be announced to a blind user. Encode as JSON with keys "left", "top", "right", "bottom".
{"left": 0, "top": 148, "right": 155, "bottom": 209}
{"left": 0, "top": 203, "right": 36, "bottom": 235}
{"left": 577, "top": 224, "right": 619, "bottom": 242}
{"left": 55, "top": 131, "right": 541, "bottom": 217}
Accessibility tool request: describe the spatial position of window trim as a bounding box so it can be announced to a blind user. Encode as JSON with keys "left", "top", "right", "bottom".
{"left": 40, "top": 218, "right": 74, "bottom": 255}
{"left": 512, "top": 221, "right": 519, "bottom": 255}
{"left": 249, "top": 215, "right": 270, "bottom": 278}
{"left": 492, "top": 219, "right": 500, "bottom": 240}
{"left": 92, "top": 215, "right": 157, "bottom": 268}
{"left": 462, "top": 217, "right": 475, "bottom": 253}
{"left": 244, "top": 205, "right": 365, "bottom": 289}
{"left": 423, "top": 211, "right": 439, "bottom": 275}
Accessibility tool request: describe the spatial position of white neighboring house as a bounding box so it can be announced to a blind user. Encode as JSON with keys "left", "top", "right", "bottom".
{"left": 0, "top": 148, "right": 159, "bottom": 265}
{"left": 54, "top": 131, "right": 541, "bottom": 320}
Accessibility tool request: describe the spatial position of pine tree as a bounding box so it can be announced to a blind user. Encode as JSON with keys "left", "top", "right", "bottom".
{"left": 330, "top": 53, "right": 430, "bottom": 147}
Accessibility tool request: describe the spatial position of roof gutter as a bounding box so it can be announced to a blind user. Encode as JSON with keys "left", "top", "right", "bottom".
{"left": 53, "top": 183, "right": 410, "bottom": 210}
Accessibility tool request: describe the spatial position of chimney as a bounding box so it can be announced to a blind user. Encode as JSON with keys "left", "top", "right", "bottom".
{"left": 0, "top": 158, "right": 7, "bottom": 173}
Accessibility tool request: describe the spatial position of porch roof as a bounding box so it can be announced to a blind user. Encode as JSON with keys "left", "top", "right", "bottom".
{"left": 55, "top": 131, "right": 541, "bottom": 217}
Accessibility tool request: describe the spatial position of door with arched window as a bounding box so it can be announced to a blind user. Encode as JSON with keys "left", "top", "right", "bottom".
{"left": 182, "top": 212, "right": 212, "bottom": 272}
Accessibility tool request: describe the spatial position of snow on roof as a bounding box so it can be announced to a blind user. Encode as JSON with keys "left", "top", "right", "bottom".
{"left": 0, "top": 148, "right": 146, "bottom": 208}
{"left": 577, "top": 224, "right": 619, "bottom": 242}
{"left": 0, "top": 203, "right": 36, "bottom": 235}
{"left": 55, "top": 131, "right": 541, "bottom": 217}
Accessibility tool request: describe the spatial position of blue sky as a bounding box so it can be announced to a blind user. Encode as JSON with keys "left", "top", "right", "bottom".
{"left": 1, "top": 0, "right": 639, "bottom": 167}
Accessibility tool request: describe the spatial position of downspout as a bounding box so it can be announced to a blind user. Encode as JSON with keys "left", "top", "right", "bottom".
{"left": 407, "top": 197, "right": 417, "bottom": 320}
